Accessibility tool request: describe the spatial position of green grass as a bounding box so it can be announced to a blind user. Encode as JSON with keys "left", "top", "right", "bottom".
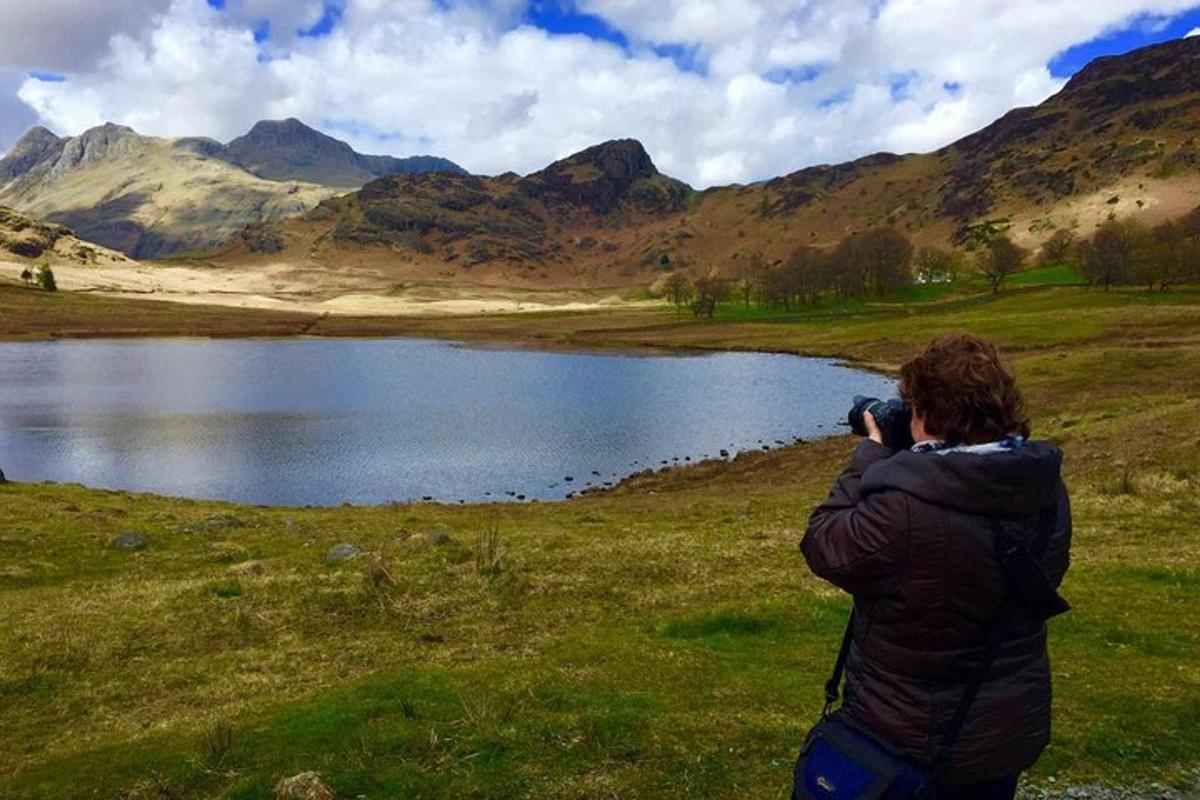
{"left": 2, "top": 283, "right": 1199, "bottom": 798}
{"left": 1008, "top": 264, "right": 1086, "bottom": 286}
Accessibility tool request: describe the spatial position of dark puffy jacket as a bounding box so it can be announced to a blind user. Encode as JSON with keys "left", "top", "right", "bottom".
{"left": 801, "top": 439, "right": 1071, "bottom": 784}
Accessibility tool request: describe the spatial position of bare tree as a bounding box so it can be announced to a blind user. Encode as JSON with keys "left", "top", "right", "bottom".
{"left": 1082, "top": 219, "right": 1138, "bottom": 291}
{"left": 662, "top": 272, "right": 694, "bottom": 311}
{"left": 1134, "top": 221, "right": 1194, "bottom": 292}
{"left": 1039, "top": 229, "right": 1077, "bottom": 267}
{"left": 978, "top": 236, "right": 1025, "bottom": 294}
{"left": 689, "top": 272, "right": 727, "bottom": 319}
{"left": 733, "top": 252, "right": 765, "bottom": 309}
{"left": 784, "top": 245, "right": 828, "bottom": 306}
{"left": 831, "top": 227, "right": 914, "bottom": 297}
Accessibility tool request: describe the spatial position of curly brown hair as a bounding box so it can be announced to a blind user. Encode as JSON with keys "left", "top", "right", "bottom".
{"left": 898, "top": 332, "right": 1030, "bottom": 445}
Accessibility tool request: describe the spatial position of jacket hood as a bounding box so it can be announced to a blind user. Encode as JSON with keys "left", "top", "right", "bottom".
{"left": 860, "top": 439, "right": 1064, "bottom": 516}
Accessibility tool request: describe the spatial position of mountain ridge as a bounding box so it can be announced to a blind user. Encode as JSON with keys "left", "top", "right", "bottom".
{"left": 218, "top": 37, "right": 1200, "bottom": 290}
{"left": 0, "top": 118, "right": 465, "bottom": 258}
{"left": 223, "top": 118, "right": 466, "bottom": 187}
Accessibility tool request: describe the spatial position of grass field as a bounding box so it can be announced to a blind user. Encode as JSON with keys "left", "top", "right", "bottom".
{"left": 2, "top": 282, "right": 1199, "bottom": 798}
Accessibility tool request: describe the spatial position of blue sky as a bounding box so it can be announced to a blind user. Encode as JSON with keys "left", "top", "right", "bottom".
{"left": 1050, "top": 7, "right": 1200, "bottom": 76}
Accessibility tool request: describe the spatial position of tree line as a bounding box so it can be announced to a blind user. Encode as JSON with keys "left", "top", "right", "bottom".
{"left": 660, "top": 226, "right": 1024, "bottom": 316}
{"left": 659, "top": 208, "right": 1200, "bottom": 317}
{"left": 1068, "top": 212, "right": 1200, "bottom": 291}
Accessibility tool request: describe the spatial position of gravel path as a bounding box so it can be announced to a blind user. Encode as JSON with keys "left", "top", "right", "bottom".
{"left": 1019, "top": 771, "right": 1200, "bottom": 800}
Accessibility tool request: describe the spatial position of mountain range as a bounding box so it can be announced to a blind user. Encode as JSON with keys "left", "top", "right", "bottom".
{"left": 4, "top": 37, "right": 1200, "bottom": 290}
{"left": 0, "top": 119, "right": 464, "bottom": 258}
{"left": 214, "top": 37, "right": 1200, "bottom": 289}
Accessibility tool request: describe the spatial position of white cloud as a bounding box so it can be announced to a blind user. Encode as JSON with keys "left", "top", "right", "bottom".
{"left": 7, "top": 0, "right": 1200, "bottom": 186}
{"left": 0, "top": 70, "right": 40, "bottom": 155}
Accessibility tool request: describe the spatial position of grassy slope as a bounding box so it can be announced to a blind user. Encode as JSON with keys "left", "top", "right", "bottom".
{"left": 2, "top": 284, "right": 1199, "bottom": 798}
{"left": 1, "top": 137, "right": 336, "bottom": 257}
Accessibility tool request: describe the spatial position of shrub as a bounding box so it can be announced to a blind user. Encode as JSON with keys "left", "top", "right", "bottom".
{"left": 475, "top": 522, "right": 504, "bottom": 579}
{"left": 36, "top": 264, "right": 57, "bottom": 292}
{"left": 202, "top": 721, "right": 235, "bottom": 766}
{"left": 362, "top": 554, "right": 396, "bottom": 591}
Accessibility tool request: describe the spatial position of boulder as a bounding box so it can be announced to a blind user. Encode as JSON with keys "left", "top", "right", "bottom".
{"left": 422, "top": 531, "right": 452, "bottom": 546}
{"left": 326, "top": 543, "right": 360, "bottom": 564}
{"left": 109, "top": 532, "right": 147, "bottom": 551}
{"left": 273, "top": 772, "right": 335, "bottom": 800}
{"left": 230, "top": 560, "right": 266, "bottom": 577}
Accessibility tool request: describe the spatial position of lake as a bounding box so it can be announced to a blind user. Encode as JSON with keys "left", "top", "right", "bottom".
{"left": 0, "top": 338, "right": 895, "bottom": 506}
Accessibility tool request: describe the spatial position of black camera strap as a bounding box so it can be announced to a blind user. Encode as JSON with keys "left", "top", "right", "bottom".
{"left": 820, "top": 502, "right": 1067, "bottom": 767}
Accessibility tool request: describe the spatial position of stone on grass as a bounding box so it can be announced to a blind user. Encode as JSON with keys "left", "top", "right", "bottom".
{"left": 326, "top": 543, "right": 361, "bottom": 564}
{"left": 422, "top": 530, "right": 452, "bottom": 546}
{"left": 273, "top": 771, "right": 335, "bottom": 800}
{"left": 230, "top": 560, "right": 266, "bottom": 577}
{"left": 109, "top": 532, "right": 147, "bottom": 551}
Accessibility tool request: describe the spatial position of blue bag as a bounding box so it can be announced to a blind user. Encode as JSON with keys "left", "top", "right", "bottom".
{"left": 793, "top": 716, "right": 933, "bottom": 799}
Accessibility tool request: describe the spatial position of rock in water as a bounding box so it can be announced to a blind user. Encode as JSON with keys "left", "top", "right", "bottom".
{"left": 109, "top": 532, "right": 147, "bottom": 551}
{"left": 326, "top": 543, "right": 360, "bottom": 564}
{"left": 273, "top": 772, "right": 336, "bottom": 800}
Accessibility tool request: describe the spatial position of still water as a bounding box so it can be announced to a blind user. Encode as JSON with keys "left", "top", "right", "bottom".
{"left": 0, "top": 338, "right": 894, "bottom": 505}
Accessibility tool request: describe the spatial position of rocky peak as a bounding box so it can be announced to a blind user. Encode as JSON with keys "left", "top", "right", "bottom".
{"left": 542, "top": 139, "right": 659, "bottom": 183}
{"left": 224, "top": 118, "right": 467, "bottom": 186}
{"left": 9, "top": 126, "right": 61, "bottom": 151}
{"left": 229, "top": 118, "right": 354, "bottom": 155}
{"left": 521, "top": 139, "right": 687, "bottom": 215}
{"left": 0, "top": 126, "right": 65, "bottom": 183}
{"left": 49, "top": 123, "right": 149, "bottom": 179}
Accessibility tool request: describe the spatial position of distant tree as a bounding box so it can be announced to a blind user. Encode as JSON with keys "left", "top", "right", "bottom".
{"left": 689, "top": 272, "right": 727, "bottom": 319}
{"left": 36, "top": 263, "right": 57, "bottom": 292}
{"left": 831, "top": 227, "right": 914, "bottom": 298}
{"left": 1082, "top": 219, "right": 1139, "bottom": 290}
{"left": 733, "top": 253, "right": 765, "bottom": 309}
{"left": 662, "top": 272, "right": 693, "bottom": 311}
{"left": 1039, "top": 229, "right": 1077, "bottom": 267}
{"left": 1173, "top": 204, "right": 1200, "bottom": 286}
{"left": 978, "top": 236, "right": 1025, "bottom": 294}
{"left": 785, "top": 245, "right": 829, "bottom": 306}
{"left": 19, "top": 267, "right": 33, "bottom": 286}
{"left": 1134, "top": 220, "right": 1194, "bottom": 292}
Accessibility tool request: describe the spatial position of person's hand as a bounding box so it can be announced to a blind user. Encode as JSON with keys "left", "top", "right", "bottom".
{"left": 864, "top": 409, "right": 884, "bottom": 445}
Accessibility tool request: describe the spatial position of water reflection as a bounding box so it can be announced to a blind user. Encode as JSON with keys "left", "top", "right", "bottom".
{"left": 0, "top": 338, "right": 895, "bottom": 505}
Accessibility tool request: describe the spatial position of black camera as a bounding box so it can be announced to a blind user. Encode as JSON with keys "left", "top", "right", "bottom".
{"left": 848, "top": 395, "right": 914, "bottom": 451}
